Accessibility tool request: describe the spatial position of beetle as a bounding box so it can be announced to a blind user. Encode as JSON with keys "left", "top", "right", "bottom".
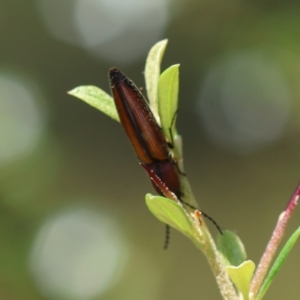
{"left": 109, "top": 68, "right": 181, "bottom": 200}
{"left": 109, "top": 68, "right": 222, "bottom": 246}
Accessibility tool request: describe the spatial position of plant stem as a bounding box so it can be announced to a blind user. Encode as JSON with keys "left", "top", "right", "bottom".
{"left": 192, "top": 212, "right": 238, "bottom": 300}
{"left": 177, "top": 138, "right": 237, "bottom": 299}
{"left": 249, "top": 183, "right": 300, "bottom": 299}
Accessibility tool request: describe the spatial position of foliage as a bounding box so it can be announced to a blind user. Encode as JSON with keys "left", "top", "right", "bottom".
{"left": 69, "top": 40, "right": 300, "bottom": 300}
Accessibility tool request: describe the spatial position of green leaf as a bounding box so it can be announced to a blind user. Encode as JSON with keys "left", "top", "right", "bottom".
{"left": 226, "top": 260, "right": 256, "bottom": 300}
{"left": 216, "top": 230, "right": 247, "bottom": 267}
{"left": 157, "top": 64, "right": 180, "bottom": 144}
{"left": 144, "top": 39, "right": 168, "bottom": 124}
{"left": 145, "top": 193, "right": 193, "bottom": 238}
{"left": 257, "top": 226, "right": 300, "bottom": 300}
{"left": 68, "top": 86, "right": 119, "bottom": 122}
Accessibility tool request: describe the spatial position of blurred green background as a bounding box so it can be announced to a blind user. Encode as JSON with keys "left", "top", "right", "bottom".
{"left": 1, "top": 0, "right": 300, "bottom": 299}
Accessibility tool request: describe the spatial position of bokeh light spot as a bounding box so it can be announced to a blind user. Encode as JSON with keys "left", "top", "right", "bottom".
{"left": 197, "top": 52, "right": 292, "bottom": 154}
{"left": 30, "top": 208, "right": 129, "bottom": 300}
{"left": 37, "top": 0, "right": 171, "bottom": 64}
{"left": 0, "top": 72, "right": 46, "bottom": 165}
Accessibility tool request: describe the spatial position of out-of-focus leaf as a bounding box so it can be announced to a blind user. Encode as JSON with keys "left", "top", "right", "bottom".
{"left": 226, "top": 260, "right": 256, "bottom": 300}
{"left": 68, "top": 86, "right": 119, "bottom": 122}
{"left": 216, "top": 230, "right": 247, "bottom": 266}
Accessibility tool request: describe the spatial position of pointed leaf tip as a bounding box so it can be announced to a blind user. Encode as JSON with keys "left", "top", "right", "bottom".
{"left": 68, "top": 85, "right": 119, "bottom": 122}
{"left": 145, "top": 39, "right": 168, "bottom": 124}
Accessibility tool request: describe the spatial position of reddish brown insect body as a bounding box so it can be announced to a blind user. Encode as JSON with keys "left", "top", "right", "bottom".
{"left": 109, "top": 68, "right": 181, "bottom": 199}
{"left": 109, "top": 68, "right": 222, "bottom": 242}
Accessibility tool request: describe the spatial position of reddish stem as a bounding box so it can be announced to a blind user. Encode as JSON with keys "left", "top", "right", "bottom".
{"left": 249, "top": 183, "right": 300, "bottom": 299}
